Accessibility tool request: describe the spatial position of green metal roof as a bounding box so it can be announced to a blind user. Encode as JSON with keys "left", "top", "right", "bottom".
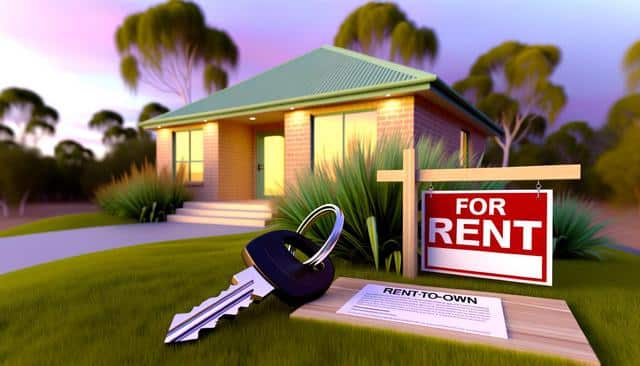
{"left": 141, "top": 45, "right": 501, "bottom": 135}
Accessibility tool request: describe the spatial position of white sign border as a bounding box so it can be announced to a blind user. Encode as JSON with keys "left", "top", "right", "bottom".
{"left": 420, "top": 189, "right": 553, "bottom": 286}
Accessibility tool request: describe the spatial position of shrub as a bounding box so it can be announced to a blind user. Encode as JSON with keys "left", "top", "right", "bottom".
{"left": 273, "top": 135, "right": 504, "bottom": 265}
{"left": 96, "top": 162, "right": 190, "bottom": 222}
{"left": 553, "top": 195, "right": 614, "bottom": 259}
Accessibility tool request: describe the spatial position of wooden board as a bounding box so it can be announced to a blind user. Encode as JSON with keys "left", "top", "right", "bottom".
{"left": 291, "top": 277, "right": 599, "bottom": 365}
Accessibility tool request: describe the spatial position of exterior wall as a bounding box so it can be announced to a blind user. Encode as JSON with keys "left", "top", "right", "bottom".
{"left": 284, "top": 110, "right": 312, "bottom": 188}
{"left": 218, "top": 122, "right": 254, "bottom": 200}
{"left": 414, "top": 95, "right": 488, "bottom": 159}
{"left": 155, "top": 122, "right": 220, "bottom": 201}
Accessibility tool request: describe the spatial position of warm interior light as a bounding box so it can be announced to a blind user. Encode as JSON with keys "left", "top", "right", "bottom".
{"left": 385, "top": 93, "right": 391, "bottom": 97}
{"left": 289, "top": 107, "right": 295, "bottom": 110}
{"left": 249, "top": 116, "right": 256, "bottom": 120}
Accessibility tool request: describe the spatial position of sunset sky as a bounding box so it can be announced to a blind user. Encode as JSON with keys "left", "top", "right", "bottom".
{"left": 0, "top": 0, "right": 638, "bottom": 157}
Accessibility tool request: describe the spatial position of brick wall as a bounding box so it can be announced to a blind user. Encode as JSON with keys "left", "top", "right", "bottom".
{"left": 376, "top": 96, "right": 415, "bottom": 146}
{"left": 283, "top": 110, "right": 312, "bottom": 188}
{"left": 156, "top": 128, "right": 173, "bottom": 176}
{"left": 414, "top": 95, "right": 488, "bottom": 160}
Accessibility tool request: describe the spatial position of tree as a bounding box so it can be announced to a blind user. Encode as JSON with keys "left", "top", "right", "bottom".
{"left": 454, "top": 41, "right": 567, "bottom": 166}
{"left": 596, "top": 124, "right": 640, "bottom": 207}
{"left": 0, "top": 144, "right": 44, "bottom": 216}
{"left": 54, "top": 140, "right": 95, "bottom": 167}
{"left": 334, "top": 2, "right": 438, "bottom": 66}
{"left": 115, "top": 0, "right": 238, "bottom": 103}
{"left": 138, "top": 102, "right": 169, "bottom": 122}
{"left": 0, "top": 87, "right": 58, "bottom": 146}
{"left": 88, "top": 110, "right": 138, "bottom": 145}
{"left": 623, "top": 40, "right": 640, "bottom": 93}
{"left": 603, "top": 94, "right": 640, "bottom": 142}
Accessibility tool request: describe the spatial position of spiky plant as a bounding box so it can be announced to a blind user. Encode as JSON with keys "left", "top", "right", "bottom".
{"left": 553, "top": 195, "right": 614, "bottom": 259}
{"left": 273, "top": 135, "right": 504, "bottom": 265}
{"left": 96, "top": 161, "right": 190, "bottom": 222}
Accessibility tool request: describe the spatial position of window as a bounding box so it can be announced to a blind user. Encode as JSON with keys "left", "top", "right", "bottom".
{"left": 459, "top": 130, "right": 470, "bottom": 168}
{"left": 313, "top": 110, "right": 376, "bottom": 168}
{"left": 174, "top": 129, "right": 204, "bottom": 182}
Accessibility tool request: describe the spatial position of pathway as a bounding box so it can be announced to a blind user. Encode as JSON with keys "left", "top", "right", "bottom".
{"left": 0, "top": 223, "right": 258, "bottom": 275}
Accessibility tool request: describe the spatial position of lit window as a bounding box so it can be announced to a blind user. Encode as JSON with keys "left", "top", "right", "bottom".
{"left": 313, "top": 110, "right": 377, "bottom": 168}
{"left": 174, "top": 129, "right": 204, "bottom": 182}
{"left": 459, "top": 130, "right": 470, "bottom": 168}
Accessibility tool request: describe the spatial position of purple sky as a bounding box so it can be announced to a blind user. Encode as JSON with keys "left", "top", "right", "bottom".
{"left": 1, "top": 0, "right": 638, "bottom": 156}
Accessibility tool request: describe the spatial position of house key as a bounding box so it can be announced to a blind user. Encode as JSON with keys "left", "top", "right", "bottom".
{"left": 164, "top": 204, "right": 344, "bottom": 343}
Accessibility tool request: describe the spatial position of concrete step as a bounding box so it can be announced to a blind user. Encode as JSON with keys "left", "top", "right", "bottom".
{"left": 176, "top": 207, "right": 272, "bottom": 219}
{"left": 183, "top": 201, "right": 272, "bottom": 212}
{"left": 167, "top": 214, "right": 266, "bottom": 227}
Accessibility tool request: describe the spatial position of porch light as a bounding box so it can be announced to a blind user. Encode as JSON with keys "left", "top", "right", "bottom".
{"left": 249, "top": 116, "right": 256, "bottom": 121}
{"left": 385, "top": 93, "right": 391, "bottom": 97}
{"left": 289, "top": 107, "right": 295, "bottom": 110}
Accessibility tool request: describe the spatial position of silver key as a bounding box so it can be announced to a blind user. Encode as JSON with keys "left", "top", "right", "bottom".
{"left": 164, "top": 266, "right": 274, "bottom": 343}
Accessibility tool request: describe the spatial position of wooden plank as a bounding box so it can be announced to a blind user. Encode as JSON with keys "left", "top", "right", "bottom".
{"left": 418, "top": 164, "right": 581, "bottom": 182}
{"left": 377, "top": 164, "right": 581, "bottom": 183}
{"left": 402, "top": 149, "right": 418, "bottom": 278}
{"left": 291, "top": 277, "right": 599, "bottom": 365}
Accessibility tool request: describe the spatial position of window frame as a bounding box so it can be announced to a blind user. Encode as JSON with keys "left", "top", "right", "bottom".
{"left": 459, "top": 129, "right": 470, "bottom": 168}
{"left": 311, "top": 109, "right": 377, "bottom": 170}
{"left": 173, "top": 129, "right": 204, "bottom": 183}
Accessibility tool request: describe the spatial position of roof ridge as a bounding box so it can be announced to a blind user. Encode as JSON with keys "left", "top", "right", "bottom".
{"left": 319, "top": 45, "right": 436, "bottom": 80}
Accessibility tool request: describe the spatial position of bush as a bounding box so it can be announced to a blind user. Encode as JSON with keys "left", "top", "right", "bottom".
{"left": 96, "top": 162, "right": 190, "bottom": 222}
{"left": 273, "top": 135, "right": 504, "bottom": 265}
{"left": 553, "top": 195, "right": 614, "bottom": 259}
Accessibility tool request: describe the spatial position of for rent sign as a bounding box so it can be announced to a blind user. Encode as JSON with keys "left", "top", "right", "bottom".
{"left": 421, "top": 190, "right": 553, "bottom": 286}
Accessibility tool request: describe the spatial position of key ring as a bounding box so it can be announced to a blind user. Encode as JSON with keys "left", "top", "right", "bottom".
{"left": 289, "top": 204, "right": 344, "bottom": 267}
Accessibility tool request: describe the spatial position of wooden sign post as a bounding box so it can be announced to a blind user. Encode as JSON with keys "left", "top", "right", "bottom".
{"left": 376, "top": 148, "right": 581, "bottom": 278}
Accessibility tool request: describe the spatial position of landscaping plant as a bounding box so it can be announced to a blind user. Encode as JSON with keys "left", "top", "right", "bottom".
{"left": 273, "top": 135, "right": 503, "bottom": 265}
{"left": 553, "top": 195, "right": 614, "bottom": 259}
{"left": 96, "top": 161, "right": 190, "bottom": 222}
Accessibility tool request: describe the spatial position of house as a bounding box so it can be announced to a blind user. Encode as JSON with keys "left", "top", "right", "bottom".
{"left": 140, "top": 46, "right": 501, "bottom": 226}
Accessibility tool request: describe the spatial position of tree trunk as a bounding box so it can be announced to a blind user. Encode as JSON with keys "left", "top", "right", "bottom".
{"left": 501, "top": 139, "right": 511, "bottom": 167}
{"left": 18, "top": 190, "right": 30, "bottom": 217}
{"left": 0, "top": 200, "right": 8, "bottom": 217}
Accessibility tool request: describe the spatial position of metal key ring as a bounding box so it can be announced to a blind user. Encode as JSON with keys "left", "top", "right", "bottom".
{"left": 290, "top": 204, "right": 344, "bottom": 267}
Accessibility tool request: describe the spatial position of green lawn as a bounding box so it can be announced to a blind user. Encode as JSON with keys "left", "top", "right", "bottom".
{"left": 0, "top": 233, "right": 637, "bottom": 365}
{"left": 0, "top": 212, "right": 134, "bottom": 237}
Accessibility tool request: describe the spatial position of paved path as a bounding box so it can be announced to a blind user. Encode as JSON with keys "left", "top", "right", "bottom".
{"left": 0, "top": 223, "right": 258, "bottom": 275}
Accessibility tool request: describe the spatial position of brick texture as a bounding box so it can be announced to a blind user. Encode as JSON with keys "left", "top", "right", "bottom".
{"left": 284, "top": 110, "right": 312, "bottom": 188}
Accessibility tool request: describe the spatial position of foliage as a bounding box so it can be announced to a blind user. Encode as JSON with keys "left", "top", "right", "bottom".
{"left": 595, "top": 124, "right": 640, "bottom": 206}
{"left": 334, "top": 2, "right": 438, "bottom": 65}
{"left": 0, "top": 87, "right": 58, "bottom": 145}
{"left": 553, "top": 195, "right": 614, "bottom": 259}
{"left": 115, "top": 0, "right": 238, "bottom": 103}
{"left": 603, "top": 93, "right": 640, "bottom": 142}
{"left": 454, "top": 41, "right": 566, "bottom": 166}
{"left": 0, "top": 232, "right": 638, "bottom": 365}
{"left": 95, "top": 162, "right": 189, "bottom": 222}
{"left": 0, "top": 213, "right": 134, "bottom": 238}
{"left": 0, "top": 143, "right": 47, "bottom": 215}
{"left": 88, "top": 109, "right": 139, "bottom": 145}
{"left": 366, "top": 216, "right": 401, "bottom": 273}
{"left": 273, "top": 135, "right": 504, "bottom": 265}
{"left": 138, "top": 102, "right": 169, "bottom": 122}
{"left": 623, "top": 40, "right": 640, "bottom": 93}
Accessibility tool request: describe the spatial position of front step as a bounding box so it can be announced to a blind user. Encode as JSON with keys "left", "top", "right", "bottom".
{"left": 167, "top": 200, "right": 274, "bottom": 228}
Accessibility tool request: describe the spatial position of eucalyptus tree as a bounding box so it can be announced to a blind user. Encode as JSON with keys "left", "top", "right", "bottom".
{"left": 0, "top": 87, "right": 58, "bottom": 146}
{"left": 334, "top": 2, "right": 438, "bottom": 66}
{"left": 623, "top": 40, "right": 640, "bottom": 93}
{"left": 88, "top": 110, "right": 138, "bottom": 145}
{"left": 115, "top": 0, "right": 238, "bottom": 103}
{"left": 138, "top": 102, "right": 169, "bottom": 122}
{"left": 603, "top": 94, "right": 640, "bottom": 142}
{"left": 54, "top": 140, "right": 95, "bottom": 167}
{"left": 454, "top": 41, "right": 566, "bottom": 166}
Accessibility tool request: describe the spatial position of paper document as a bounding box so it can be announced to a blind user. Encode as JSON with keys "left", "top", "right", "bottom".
{"left": 336, "top": 284, "right": 508, "bottom": 339}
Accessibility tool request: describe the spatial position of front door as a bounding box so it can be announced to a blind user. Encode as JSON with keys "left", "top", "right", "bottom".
{"left": 256, "top": 133, "right": 285, "bottom": 198}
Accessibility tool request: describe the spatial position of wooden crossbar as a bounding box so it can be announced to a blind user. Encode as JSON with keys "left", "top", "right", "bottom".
{"left": 376, "top": 148, "right": 581, "bottom": 278}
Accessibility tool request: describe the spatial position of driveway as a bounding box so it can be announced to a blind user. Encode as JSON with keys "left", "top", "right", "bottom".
{"left": 0, "top": 223, "right": 259, "bottom": 275}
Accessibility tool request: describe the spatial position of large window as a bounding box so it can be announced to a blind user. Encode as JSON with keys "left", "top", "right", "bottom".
{"left": 313, "top": 110, "right": 377, "bottom": 168}
{"left": 174, "top": 129, "right": 204, "bottom": 183}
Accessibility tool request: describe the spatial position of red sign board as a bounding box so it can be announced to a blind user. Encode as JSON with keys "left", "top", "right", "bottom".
{"left": 421, "top": 190, "right": 553, "bottom": 286}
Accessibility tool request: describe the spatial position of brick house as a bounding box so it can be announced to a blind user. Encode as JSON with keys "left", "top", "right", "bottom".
{"left": 140, "top": 46, "right": 501, "bottom": 225}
